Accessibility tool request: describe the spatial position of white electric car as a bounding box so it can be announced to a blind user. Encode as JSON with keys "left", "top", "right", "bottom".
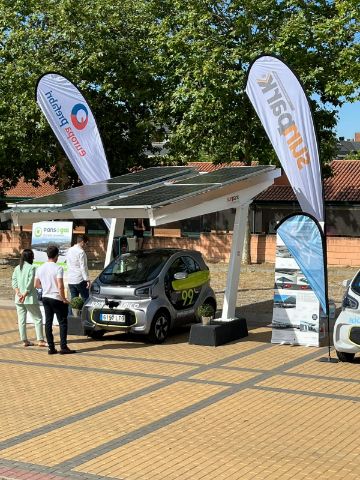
{"left": 333, "top": 269, "right": 360, "bottom": 362}
{"left": 83, "top": 248, "right": 216, "bottom": 343}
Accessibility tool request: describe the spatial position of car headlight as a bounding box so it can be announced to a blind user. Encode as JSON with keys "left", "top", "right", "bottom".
{"left": 343, "top": 292, "right": 359, "bottom": 310}
{"left": 135, "top": 286, "right": 151, "bottom": 298}
{"left": 135, "top": 279, "right": 158, "bottom": 299}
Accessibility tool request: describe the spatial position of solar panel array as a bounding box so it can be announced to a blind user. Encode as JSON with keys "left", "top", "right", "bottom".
{"left": 6, "top": 165, "right": 276, "bottom": 216}
{"left": 94, "top": 166, "right": 274, "bottom": 208}
{"left": 7, "top": 167, "right": 196, "bottom": 210}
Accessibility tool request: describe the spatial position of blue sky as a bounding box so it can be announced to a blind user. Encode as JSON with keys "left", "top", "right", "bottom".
{"left": 336, "top": 101, "right": 360, "bottom": 140}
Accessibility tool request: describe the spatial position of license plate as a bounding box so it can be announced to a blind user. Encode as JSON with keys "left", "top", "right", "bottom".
{"left": 100, "top": 313, "right": 126, "bottom": 323}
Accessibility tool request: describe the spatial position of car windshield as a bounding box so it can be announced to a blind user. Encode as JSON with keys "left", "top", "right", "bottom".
{"left": 99, "top": 252, "right": 170, "bottom": 285}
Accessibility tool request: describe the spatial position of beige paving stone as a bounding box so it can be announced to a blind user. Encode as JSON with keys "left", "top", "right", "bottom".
{"left": 0, "top": 331, "right": 21, "bottom": 344}
{"left": 76, "top": 388, "right": 360, "bottom": 480}
{"left": 83, "top": 335, "right": 265, "bottom": 365}
{"left": 2, "top": 294, "right": 360, "bottom": 479}
{"left": 287, "top": 357, "right": 360, "bottom": 381}
{"left": 256, "top": 373, "right": 360, "bottom": 398}
{"left": 0, "top": 346, "right": 197, "bottom": 377}
{"left": 0, "top": 310, "right": 43, "bottom": 343}
{"left": 1, "top": 381, "right": 226, "bottom": 466}
{"left": 224, "top": 344, "right": 323, "bottom": 370}
{"left": 0, "top": 362, "right": 160, "bottom": 442}
{"left": 0, "top": 309, "right": 17, "bottom": 327}
{"left": 189, "top": 367, "right": 261, "bottom": 384}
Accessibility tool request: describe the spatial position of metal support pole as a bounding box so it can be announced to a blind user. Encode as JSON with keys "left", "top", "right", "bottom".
{"left": 221, "top": 203, "right": 249, "bottom": 321}
{"left": 104, "top": 218, "right": 125, "bottom": 267}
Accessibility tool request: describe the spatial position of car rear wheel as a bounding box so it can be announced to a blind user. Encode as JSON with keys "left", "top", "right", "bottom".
{"left": 336, "top": 350, "right": 355, "bottom": 362}
{"left": 87, "top": 329, "right": 106, "bottom": 340}
{"left": 149, "top": 311, "right": 170, "bottom": 344}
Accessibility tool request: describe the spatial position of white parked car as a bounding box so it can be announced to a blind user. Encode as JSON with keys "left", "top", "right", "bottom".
{"left": 333, "top": 269, "right": 360, "bottom": 362}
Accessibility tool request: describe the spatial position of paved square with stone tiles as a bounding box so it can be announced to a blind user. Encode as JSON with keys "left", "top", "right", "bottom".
{"left": 1, "top": 303, "right": 360, "bottom": 479}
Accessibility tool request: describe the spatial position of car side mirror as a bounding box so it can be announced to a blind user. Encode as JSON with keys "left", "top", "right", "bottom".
{"left": 342, "top": 279, "right": 351, "bottom": 288}
{"left": 174, "top": 272, "right": 188, "bottom": 280}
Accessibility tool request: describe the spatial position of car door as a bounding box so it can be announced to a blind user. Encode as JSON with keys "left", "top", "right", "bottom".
{"left": 164, "top": 255, "right": 208, "bottom": 322}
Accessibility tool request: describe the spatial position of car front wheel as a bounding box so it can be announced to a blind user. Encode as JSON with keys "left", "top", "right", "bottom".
{"left": 336, "top": 350, "right": 355, "bottom": 362}
{"left": 149, "top": 311, "right": 170, "bottom": 344}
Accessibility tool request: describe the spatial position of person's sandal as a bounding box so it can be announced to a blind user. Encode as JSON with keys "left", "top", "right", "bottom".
{"left": 38, "top": 340, "right": 47, "bottom": 347}
{"left": 23, "top": 341, "right": 34, "bottom": 347}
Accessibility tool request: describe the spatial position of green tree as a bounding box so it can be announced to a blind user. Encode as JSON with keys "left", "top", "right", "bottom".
{"left": 345, "top": 151, "right": 360, "bottom": 160}
{"left": 1, "top": 1, "right": 359, "bottom": 197}
{"left": 147, "top": 0, "right": 360, "bottom": 167}
{"left": 0, "top": 0, "right": 160, "bottom": 194}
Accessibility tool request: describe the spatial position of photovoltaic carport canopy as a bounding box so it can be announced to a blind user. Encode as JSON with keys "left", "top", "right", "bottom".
{"left": 6, "top": 166, "right": 196, "bottom": 209}
{"left": 3, "top": 165, "right": 280, "bottom": 226}
{"left": 95, "top": 166, "right": 272, "bottom": 208}
{"left": 3, "top": 164, "right": 282, "bottom": 322}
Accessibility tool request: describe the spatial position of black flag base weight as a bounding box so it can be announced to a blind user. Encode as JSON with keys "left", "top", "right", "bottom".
{"left": 317, "top": 356, "right": 339, "bottom": 363}
{"left": 317, "top": 345, "right": 339, "bottom": 363}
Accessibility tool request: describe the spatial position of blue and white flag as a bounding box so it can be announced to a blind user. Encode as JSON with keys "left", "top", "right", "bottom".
{"left": 276, "top": 213, "right": 327, "bottom": 315}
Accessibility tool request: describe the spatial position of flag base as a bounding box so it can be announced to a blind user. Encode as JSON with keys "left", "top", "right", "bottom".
{"left": 317, "top": 357, "right": 339, "bottom": 363}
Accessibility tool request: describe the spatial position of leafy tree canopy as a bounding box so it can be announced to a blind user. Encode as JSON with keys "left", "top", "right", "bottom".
{"left": 146, "top": 0, "right": 360, "bottom": 166}
{"left": 0, "top": 0, "right": 161, "bottom": 193}
{"left": 0, "top": 0, "right": 359, "bottom": 195}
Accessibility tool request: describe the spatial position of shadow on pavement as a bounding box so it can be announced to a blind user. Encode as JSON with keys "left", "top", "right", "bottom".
{"left": 66, "top": 301, "right": 275, "bottom": 352}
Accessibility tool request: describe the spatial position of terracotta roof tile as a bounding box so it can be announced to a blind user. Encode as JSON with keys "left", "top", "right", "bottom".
{"left": 255, "top": 185, "right": 296, "bottom": 202}
{"left": 255, "top": 160, "right": 360, "bottom": 202}
{"left": 188, "top": 161, "right": 247, "bottom": 172}
{"left": 324, "top": 160, "right": 360, "bottom": 201}
{"left": 4, "top": 171, "right": 57, "bottom": 198}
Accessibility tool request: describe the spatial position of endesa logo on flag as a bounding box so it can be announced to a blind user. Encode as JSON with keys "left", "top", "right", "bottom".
{"left": 43, "top": 91, "right": 87, "bottom": 157}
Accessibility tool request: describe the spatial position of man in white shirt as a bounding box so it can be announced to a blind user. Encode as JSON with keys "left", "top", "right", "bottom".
{"left": 66, "top": 234, "right": 91, "bottom": 301}
{"left": 35, "top": 245, "right": 76, "bottom": 355}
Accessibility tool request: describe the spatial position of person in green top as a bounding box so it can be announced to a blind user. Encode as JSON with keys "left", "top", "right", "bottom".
{"left": 12, "top": 249, "right": 46, "bottom": 347}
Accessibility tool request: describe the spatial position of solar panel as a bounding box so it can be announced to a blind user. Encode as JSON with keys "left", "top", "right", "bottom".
{"left": 7, "top": 183, "right": 129, "bottom": 208}
{"left": 100, "top": 185, "right": 210, "bottom": 207}
{"left": 105, "top": 166, "right": 194, "bottom": 184}
{"left": 173, "top": 166, "right": 272, "bottom": 185}
{"left": 7, "top": 166, "right": 196, "bottom": 210}
{"left": 93, "top": 166, "right": 274, "bottom": 208}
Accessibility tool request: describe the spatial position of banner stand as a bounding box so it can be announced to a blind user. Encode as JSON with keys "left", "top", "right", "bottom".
{"left": 28, "top": 221, "right": 73, "bottom": 325}
{"left": 271, "top": 233, "right": 335, "bottom": 347}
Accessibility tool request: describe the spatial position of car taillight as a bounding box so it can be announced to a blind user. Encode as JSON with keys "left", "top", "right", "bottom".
{"left": 343, "top": 292, "right": 359, "bottom": 310}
